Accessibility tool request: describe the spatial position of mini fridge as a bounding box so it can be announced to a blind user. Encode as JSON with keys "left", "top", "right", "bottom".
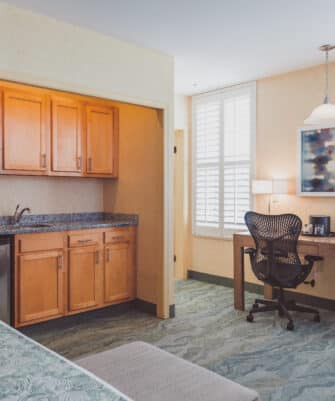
{"left": 0, "top": 236, "right": 12, "bottom": 324}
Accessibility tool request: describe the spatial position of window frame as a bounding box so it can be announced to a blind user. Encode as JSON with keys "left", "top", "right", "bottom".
{"left": 192, "top": 81, "right": 256, "bottom": 239}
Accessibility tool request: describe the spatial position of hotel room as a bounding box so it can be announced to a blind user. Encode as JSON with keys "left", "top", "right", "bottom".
{"left": 1, "top": 1, "right": 335, "bottom": 401}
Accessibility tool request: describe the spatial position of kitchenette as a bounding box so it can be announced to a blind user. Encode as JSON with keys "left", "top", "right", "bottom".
{"left": 0, "top": 209, "right": 138, "bottom": 327}
{"left": 0, "top": 77, "right": 165, "bottom": 327}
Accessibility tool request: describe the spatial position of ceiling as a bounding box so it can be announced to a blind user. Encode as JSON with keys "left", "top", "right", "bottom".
{"left": 5, "top": 0, "right": 335, "bottom": 95}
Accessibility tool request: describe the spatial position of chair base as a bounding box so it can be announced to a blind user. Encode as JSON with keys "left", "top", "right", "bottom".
{"left": 246, "top": 289, "right": 320, "bottom": 330}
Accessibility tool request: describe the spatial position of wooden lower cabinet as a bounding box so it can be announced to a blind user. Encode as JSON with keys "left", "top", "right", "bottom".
{"left": 68, "top": 246, "right": 101, "bottom": 312}
{"left": 16, "top": 250, "right": 64, "bottom": 326}
{"left": 104, "top": 241, "right": 135, "bottom": 304}
{"left": 14, "top": 227, "right": 136, "bottom": 327}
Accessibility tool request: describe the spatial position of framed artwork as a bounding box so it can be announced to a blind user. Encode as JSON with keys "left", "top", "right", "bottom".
{"left": 298, "top": 126, "right": 335, "bottom": 196}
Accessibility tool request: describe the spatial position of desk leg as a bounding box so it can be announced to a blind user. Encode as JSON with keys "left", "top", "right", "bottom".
{"left": 264, "top": 284, "right": 274, "bottom": 300}
{"left": 234, "top": 238, "right": 245, "bottom": 311}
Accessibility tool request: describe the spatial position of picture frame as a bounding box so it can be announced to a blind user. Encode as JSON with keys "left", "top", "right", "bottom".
{"left": 297, "top": 125, "right": 335, "bottom": 196}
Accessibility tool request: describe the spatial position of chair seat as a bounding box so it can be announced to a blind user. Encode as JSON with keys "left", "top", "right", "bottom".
{"left": 255, "top": 260, "right": 309, "bottom": 288}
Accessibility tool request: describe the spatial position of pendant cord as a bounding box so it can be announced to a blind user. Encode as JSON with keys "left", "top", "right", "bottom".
{"left": 325, "top": 48, "right": 329, "bottom": 104}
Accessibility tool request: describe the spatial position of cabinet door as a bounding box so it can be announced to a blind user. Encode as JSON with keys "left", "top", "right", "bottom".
{"left": 51, "top": 97, "right": 82, "bottom": 173}
{"left": 104, "top": 241, "right": 135, "bottom": 304}
{"left": 68, "top": 246, "right": 100, "bottom": 311}
{"left": 86, "top": 105, "right": 116, "bottom": 175}
{"left": 18, "top": 250, "right": 64, "bottom": 324}
{"left": 3, "top": 89, "right": 48, "bottom": 171}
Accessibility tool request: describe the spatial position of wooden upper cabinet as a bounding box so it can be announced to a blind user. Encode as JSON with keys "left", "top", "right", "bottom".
{"left": 3, "top": 89, "right": 48, "bottom": 172}
{"left": 86, "top": 105, "right": 117, "bottom": 176}
{"left": 51, "top": 97, "right": 82, "bottom": 174}
{"left": 0, "top": 80, "right": 119, "bottom": 178}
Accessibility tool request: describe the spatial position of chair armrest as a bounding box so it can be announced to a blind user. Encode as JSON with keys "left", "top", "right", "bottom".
{"left": 304, "top": 255, "right": 323, "bottom": 263}
{"left": 244, "top": 248, "right": 256, "bottom": 256}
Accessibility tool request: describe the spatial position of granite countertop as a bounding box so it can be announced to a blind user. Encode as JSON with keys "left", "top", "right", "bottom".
{"left": 0, "top": 212, "right": 138, "bottom": 235}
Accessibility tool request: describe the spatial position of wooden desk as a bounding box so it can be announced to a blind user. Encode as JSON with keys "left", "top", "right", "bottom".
{"left": 233, "top": 231, "right": 335, "bottom": 311}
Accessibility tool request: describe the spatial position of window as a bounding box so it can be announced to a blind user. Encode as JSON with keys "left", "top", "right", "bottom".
{"left": 192, "top": 82, "right": 256, "bottom": 238}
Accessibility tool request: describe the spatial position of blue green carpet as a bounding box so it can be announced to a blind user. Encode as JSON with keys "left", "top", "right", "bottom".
{"left": 24, "top": 279, "right": 335, "bottom": 401}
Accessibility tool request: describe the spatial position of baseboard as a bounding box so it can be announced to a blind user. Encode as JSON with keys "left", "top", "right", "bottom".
{"left": 169, "top": 304, "right": 176, "bottom": 318}
{"left": 20, "top": 301, "right": 135, "bottom": 335}
{"left": 188, "top": 270, "right": 335, "bottom": 311}
{"left": 134, "top": 298, "right": 175, "bottom": 318}
{"left": 188, "top": 270, "right": 263, "bottom": 295}
{"left": 133, "top": 298, "right": 157, "bottom": 315}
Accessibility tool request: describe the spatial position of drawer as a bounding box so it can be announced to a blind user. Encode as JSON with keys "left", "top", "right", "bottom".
{"left": 17, "top": 232, "right": 64, "bottom": 253}
{"left": 68, "top": 230, "right": 103, "bottom": 247}
{"left": 105, "top": 227, "right": 134, "bottom": 244}
{"left": 297, "top": 244, "right": 319, "bottom": 256}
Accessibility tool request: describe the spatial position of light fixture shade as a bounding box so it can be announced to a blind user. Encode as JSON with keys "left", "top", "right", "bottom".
{"left": 272, "top": 179, "right": 288, "bottom": 194}
{"left": 304, "top": 102, "right": 335, "bottom": 125}
{"left": 252, "top": 180, "right": 273, "bottom": 194}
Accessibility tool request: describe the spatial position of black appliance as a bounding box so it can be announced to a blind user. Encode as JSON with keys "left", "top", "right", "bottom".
{"left": 0, "top": 236, "right": 12, "bottom": 324}
{"left": 309, "top": 215, "right": 330, "bottom": 237}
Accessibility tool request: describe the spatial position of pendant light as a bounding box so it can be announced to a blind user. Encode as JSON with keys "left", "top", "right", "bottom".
{"left": 304, "top": 44, "right": 335, "bottom": 125}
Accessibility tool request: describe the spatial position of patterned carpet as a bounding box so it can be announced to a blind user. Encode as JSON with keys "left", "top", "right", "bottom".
{"left": 23, "top": 279, "right": 335, "bottom": 401}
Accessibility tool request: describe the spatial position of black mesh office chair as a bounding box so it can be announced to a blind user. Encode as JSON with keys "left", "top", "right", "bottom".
{"left": 244, "top": 211, "right": 323, "bottom": 330}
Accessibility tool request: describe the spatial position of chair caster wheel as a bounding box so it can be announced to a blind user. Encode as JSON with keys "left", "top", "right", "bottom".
{"left": 246, "top": 313, "right": 254, "bottom": 323}
{"left": 314, "top": 314, "right": 321, "bottom": 323}
{"left": 286, "top": 321, "right": 294, "bottom": 331}
{"left": 252, "top": 303, "right": 259, "bottom": 309}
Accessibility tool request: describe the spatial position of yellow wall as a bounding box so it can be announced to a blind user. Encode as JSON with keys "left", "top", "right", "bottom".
{"left": 190, "top": 63, "right": 335, "bottom": 301}
{"left": 104, "top": 102, "right": 163, "bottom": 307}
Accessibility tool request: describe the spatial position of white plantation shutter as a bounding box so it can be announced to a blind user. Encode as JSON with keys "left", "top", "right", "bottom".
{"left": 193, "top": 96, "right": 221, "bottom": 234}
{"left": 192, "top": 82, "right": 256, "bottom": 237}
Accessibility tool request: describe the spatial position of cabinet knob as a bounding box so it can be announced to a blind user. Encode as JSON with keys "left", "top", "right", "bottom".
{"left": 57, "top": 255, "right": 63, "bottom": 269}
{"left": 106, "top": 248, "right": 111, "bottom": 262}
{"left": 88, "top": 157, "right": 92, "bottom": 172}
{"left": 41, "top": 153, "right": 47, "bottom": 169}
{"left": 77, "top": 156, "right": 82, "bottom": 170}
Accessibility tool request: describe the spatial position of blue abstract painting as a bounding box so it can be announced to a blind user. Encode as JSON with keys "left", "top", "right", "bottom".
{"left": 300, "top": 127, "right": 335, "bottom": 194}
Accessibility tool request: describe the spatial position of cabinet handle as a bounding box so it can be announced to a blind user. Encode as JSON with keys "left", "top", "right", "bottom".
{"left": 95, "top": 250, "right": 100, "bottom": 265}
{"left": 57, "top": 255, "right": 63, "bottom": 269}
{"left": 77, "top": 156, "right": 82, "bottom": 170}
{"left": 41, "top": 153, "right": 47, "bottom": 169}
{"left": 106, "top": 248, "right": 111, "bottom": 262}
{"left": 112, "top": 236, "right": 125, "bottom": 242}
{"left": 88, "top": 157, "right": 92, "bottom": 172}
{"left": 78, "top": 239, "right": 93, "bottom": 244}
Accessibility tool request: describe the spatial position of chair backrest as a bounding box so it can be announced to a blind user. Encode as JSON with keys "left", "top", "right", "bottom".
{"left": 244, "top": 212, "right": 302, "bottom": 285}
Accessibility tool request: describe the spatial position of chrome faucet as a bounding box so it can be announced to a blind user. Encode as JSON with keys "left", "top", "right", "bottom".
{"left": 13, "top": 204, "right": 31, "bottom": 225}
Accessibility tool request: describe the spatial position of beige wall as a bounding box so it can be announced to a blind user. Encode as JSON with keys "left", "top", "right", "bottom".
{"left": 190, "top": 62, "right": 335, "bottom": 301}
{"left": 174, "top": 95, "right": 192, "bottom": 278}
{"left": 0, "top": 3, "right": 174, "bottom": 314}
{"left": 0, "top": 3, "right": 173, "bottom": 216}
{"left": 0, "top": 176, "right": 103, "bottom": 215}
{"left": 104, "top": 102, "right": 163, "bottom": 306}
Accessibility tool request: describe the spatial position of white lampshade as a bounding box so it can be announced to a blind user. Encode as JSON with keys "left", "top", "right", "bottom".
{"left": 304, "top": 102, "right": 335, "bottom": 125}
{"left": 252, "top": 179, "right": 289, "bottom": 195}
{"left": 252, "top": 180, "right": 273, "bottom": 194}
{"left": 272, "top": 179, "right": 288, "bottom": 195}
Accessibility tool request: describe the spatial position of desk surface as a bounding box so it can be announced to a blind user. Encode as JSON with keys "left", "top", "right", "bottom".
{"left": 235, "top": 231, "right": 335, "bottom": 246}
